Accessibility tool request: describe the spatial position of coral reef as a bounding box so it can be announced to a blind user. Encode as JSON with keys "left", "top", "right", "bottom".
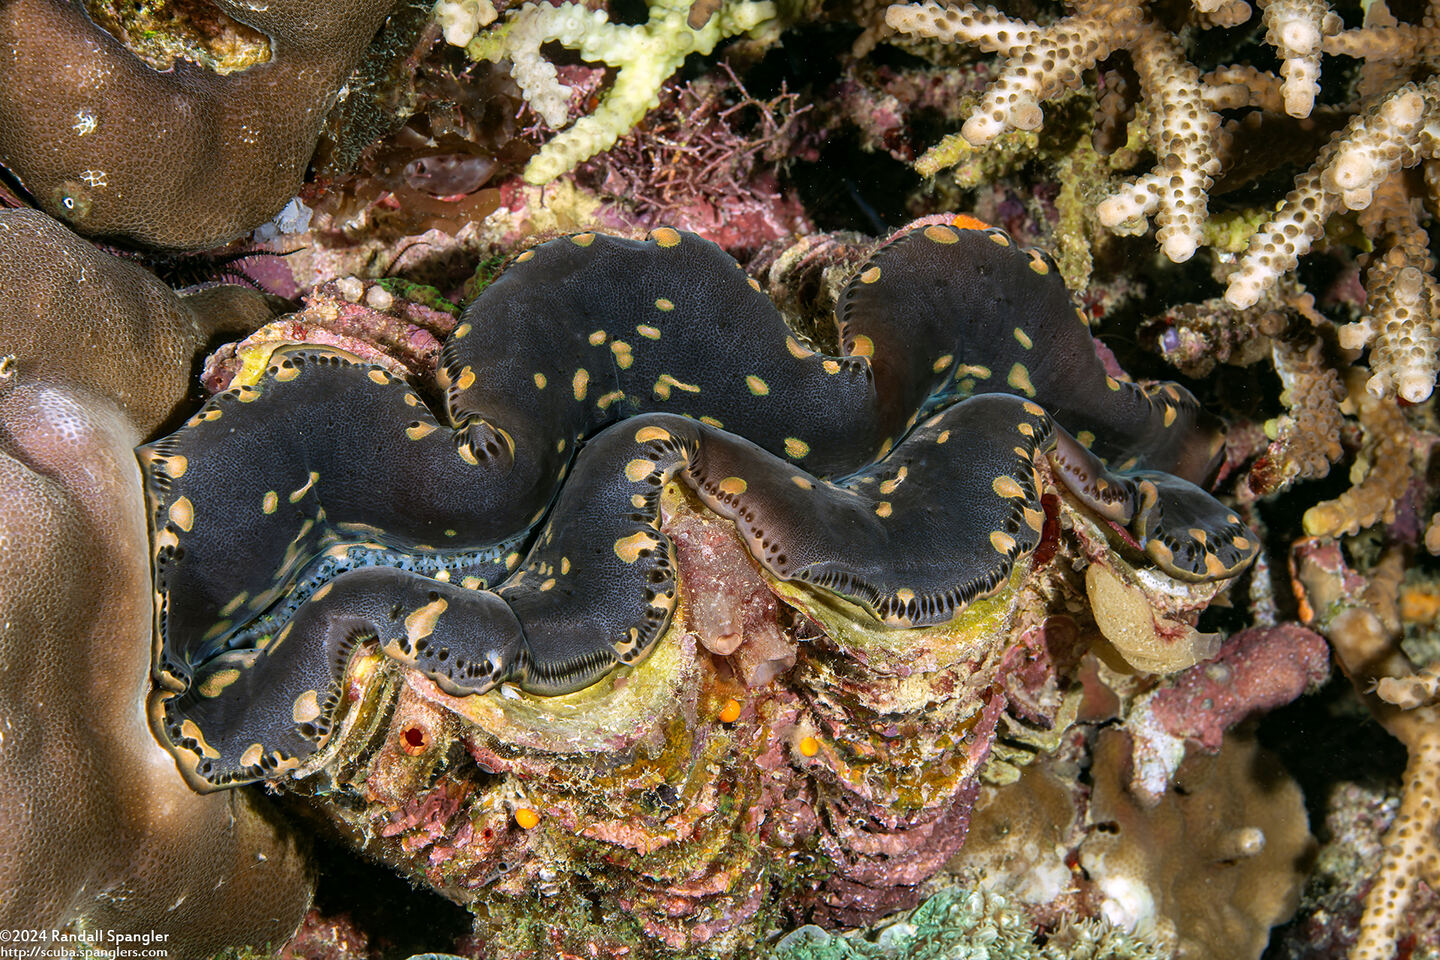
{"left": 8, "top": 0, "right": 1440, "bottom": 953}
{"left": 0, "top": 0, "right": 400, "bottom": 249}
{"left": 0, "top": 209, "right": 312, "bottom": 954}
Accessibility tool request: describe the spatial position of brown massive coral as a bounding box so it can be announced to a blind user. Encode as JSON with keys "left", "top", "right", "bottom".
{"left": 0, "top": 209, "right": 312, "bottom": 954}
{"left": 0, "top": 0, "right": 400, "bottom": 250}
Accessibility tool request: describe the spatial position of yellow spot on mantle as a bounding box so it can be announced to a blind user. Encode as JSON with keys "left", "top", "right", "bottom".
{"left": 406, "top": 422, "right": 436, "bottom": 441}
{"left": 875, "top": 501, "right": 892, "bottom": 518}
{"left": 456, "top": 366, "right": 476, "bottom": 390}
{"left": 1013, "top": 327, "right": 1033, "bottom": 349}
{"left": 168, "top": 496, "right": 195, "bottom": 532}
{"left": 634, "top": 425, "right": 672, "bottom": 443}
{"left": 262, "top": 490, "right": 278, "bottom": 514}
{"left": 637, "top": 324, "right": 662, "bottom": 339}
{"left": 626, "top": 458, "right": 655, "bottom": 482}
{"left": 993, "top": 475, "right": 1024, "bottom": 498}
{"left": 719, "top": 476, "right": 748, "bottom": 495}
{"left": 614, "top": 531, "right": 657, "bottom": 563}
{"left": 288, "top": 471, "right": 319, "bottom": 503}
{"left": 293, "top": 689, "right": 321, "bottom": 724}
{"left": 573, "top": 369, "right": 590, "bottom": 402}
{"left": 196, "top": 669, "right": 240, "bottom": 698}
{"left": 611, "top": 341, "right": 633, "bottom": 369}
{"left": 923, "top": 224, "right": 958, "bottom": 244}
{"left": 991, "top": 531, "right": 1017, "bottom": 554}
{"left": 404, "top": 597, "right": 448, "bottom": 642}
{"left": 784, "top": 437, "right": 810, "bottom": 459}
{"left": 746, "top": 375, "right": 769, "bottom": 396}
{"left": 849, "top": 335, "right": 875, "bottom": 358}
{"left": 181, "top": 719, "right": 220, "bottom": 759}
{"left": 860, "top": 266, "right": 881, "bottom": 284}
{"left": 655, "top": 297, "right": 674, "bottom": 311}
{"left": 534, "top": 372, "right": 547, "bottom": 389}
{"left": 653, "top": 373, "right": 699, "bottom": 399}
{"left": 1007, "top": 363, "right": 1036, "bottom": 397}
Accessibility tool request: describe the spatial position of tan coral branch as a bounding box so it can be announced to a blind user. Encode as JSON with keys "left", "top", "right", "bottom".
{"left": 1226, "top": 77, "right": 1440, "bottom": 310}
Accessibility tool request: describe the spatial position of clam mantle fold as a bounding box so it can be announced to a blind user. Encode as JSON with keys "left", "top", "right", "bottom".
{"left": 139, "top": 215, "right": 1257, "bottom": 791}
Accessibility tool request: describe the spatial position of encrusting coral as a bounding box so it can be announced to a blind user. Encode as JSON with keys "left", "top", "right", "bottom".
{"left": 0, "top": 0, "right": 400, "bottom": 250}
{"left": 0, "top": 209, "right": 313, "bottom": 954}
{"left": 1079, "top": 728, "right": 1314, "bottom": 960}
{"left": 461, "top": 0, "right": 779, "bottom": 183}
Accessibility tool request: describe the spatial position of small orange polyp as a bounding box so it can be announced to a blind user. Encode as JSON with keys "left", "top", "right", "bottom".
{"left": 718, "top": 698, "right": 742, "bottom": 724}
{"left": 797, "top": 736, "right": 820, "bottom": 757}
{"left": 514, "top": 808, "right": 541, "bottom": 829}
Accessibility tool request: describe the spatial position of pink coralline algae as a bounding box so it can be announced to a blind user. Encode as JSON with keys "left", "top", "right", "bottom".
{"left": 1140, "top": 623, "right": 1331, "bottom": 752}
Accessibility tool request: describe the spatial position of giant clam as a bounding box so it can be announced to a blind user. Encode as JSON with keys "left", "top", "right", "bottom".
{"left": 137, "top": 215, "right": 1257, "bottom": 953}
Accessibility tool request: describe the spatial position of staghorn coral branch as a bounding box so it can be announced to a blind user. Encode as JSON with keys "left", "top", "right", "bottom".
{"left": 1095, "top": 21, "right": 1222, "bottom": 262}
{"left": 1324, "top": 22, "right": 1440, "bottom": 61}
{"left": 1340, "top": 172, "right": 1440, "bottom": 402}
{"left": 885, "top": 0, "right": 1139, "bottom": 145}
{"left": 1260, "top": 0, "right": 1341, "bottom": 118}
{"left": 888, "top": 0, "right": 1224, "bottom": 262}
{"left": 1226, "top": 77, "right": 1440, "bottom": 310}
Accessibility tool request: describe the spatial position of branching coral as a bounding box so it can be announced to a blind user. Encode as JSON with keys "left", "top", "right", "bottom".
{"left": 0, "top": 209, "right": 311, "bottom": 954}
{"left": 1225, "top": 77, "right": 1440, "bottom": 310}
{"left": 880, "top": 0, "right": 1440, "bottom": 405}
{"left": 885, "top": 0, "right": 1224, "bottom": 261}
{"left": 463, "top": 0, "right": 778, "bottom": 183}
{"left": 1295, "top": 542, "right": 1440, "bottom": 960}
{"left": 0, "top": 0, "right": 400, "bottom": 249}
{"left": 1301, "top": 366, "right": 1424, "bottom": 538}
